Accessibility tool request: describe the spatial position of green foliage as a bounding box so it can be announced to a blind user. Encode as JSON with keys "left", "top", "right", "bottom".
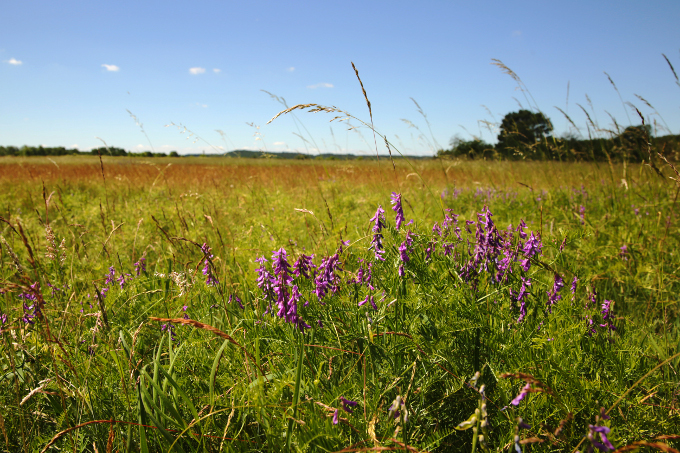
{"left": 496, "top": 109, "right": 554, "bottom": 159}
{"left": 438, "top": 138, "right": 495, "bottom": 160}
{"left": 0, "top": 158, "right": 678, "bottom": 452}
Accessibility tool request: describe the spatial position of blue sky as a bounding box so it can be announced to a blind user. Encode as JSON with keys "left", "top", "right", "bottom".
{"left": 1, "top": 0, "right": 679, "bottom": 155}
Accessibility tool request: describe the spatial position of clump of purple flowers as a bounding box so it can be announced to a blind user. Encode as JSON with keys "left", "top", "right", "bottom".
{"left": 18, "top": 282, "right": 42, "bottom": 325}
{"left": 391, "top": 192, "right": 405, "bottom": 230}
{"left": 520, "top": 232, "right": 542, "bottom": 272}
{"left": 509, "top": 277, "right": 531, "bottom": 323}
{"left": 201, "top": 243, "right": 218, "bottom": 287}
{"left": 314, "top": 252, "right": 341, "bottom": 301}
{"left": 459, "top": 207, "right": 503, "bottom": 285}
{"left": 261, "top": 248, "right": 311, "bottom": 331}
{"left": 117, "top": 271, "right": 132, "bottom": 289}
{"left": 398, "top": 231, "right": 414, "bottom": 277}
{"left": 354, "top": 260, "right": 374, "bottom": 290}
{"left": 255, "top": 256, "right": 274, "bottom": 299}
{"left": 161, "top": 323, "right": 178, "bottom": 342}
{"left": 368, "top": 205, "right": 386, "bottom": 261}
{"left": 292, "top": 254, "right": 315, "bottom": 279}
{"left": 600, "top": 300, "right": 615, "bottom": 332}
{"left": 134, "top": 257, "right": 146, "bottom": 276}
{"left": 546, "top": 274, "right": 564, "bottom": 313}
{"left": 105, "top": 266, "right": 116, "bottom": 285}
{"left": 619, "top": 245, "right": 628, "bottom": 261}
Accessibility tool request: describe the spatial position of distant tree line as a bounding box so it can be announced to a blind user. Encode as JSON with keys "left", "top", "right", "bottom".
{"left": 438, "top": 109, "right": 679, "bottom": 162}
{"left": 0, "top": 145, "right": 179, "bottom": 158}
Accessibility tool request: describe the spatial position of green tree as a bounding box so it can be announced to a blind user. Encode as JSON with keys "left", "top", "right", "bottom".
{"left": 438, "top": 136, "right": 495, "bottom": 159}
{"left": 90, "top": 146, "right": 127, "bottom": 156}
{"left": 496, "top": 110, "right": 553, "bottom": 159}
{"left": 617, "top": 124, "right": 652, "bottom": 161}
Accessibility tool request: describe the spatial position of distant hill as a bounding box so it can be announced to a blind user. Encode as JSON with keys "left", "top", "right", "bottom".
{"left": 0, "top": 145, "right": 431, "bottom": 160}
{"left": 214, "top": 150, "right": 430, "bottom": 160}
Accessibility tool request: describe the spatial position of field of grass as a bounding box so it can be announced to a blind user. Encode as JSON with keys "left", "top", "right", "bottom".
{"left": 1, "top": 155, "right": 679, "bottom": 452}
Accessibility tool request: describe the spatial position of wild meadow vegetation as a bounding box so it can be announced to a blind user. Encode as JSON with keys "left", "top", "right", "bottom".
{"left": 1, "top": 153, "right": 679, "bottom": 453}
{"left": 2, "top": 59, "right": 680, "bottom": 452}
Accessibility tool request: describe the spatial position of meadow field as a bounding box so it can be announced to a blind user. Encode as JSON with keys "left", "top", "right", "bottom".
{"left": 1, "top": 155, "right": 679, "bottom": 452}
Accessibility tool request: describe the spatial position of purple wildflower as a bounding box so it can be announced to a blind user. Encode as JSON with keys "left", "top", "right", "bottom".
{"left": 510, "top": 383, "right": 531, "bottom": 406}
{"left": 292, "top": 254, "right": 315, "bottom": 279}
{"left": 587, "top": 424, "right": 615, "bottom": 452}
{"left": 201, "top": 243, "right": 218, "bottom": 287}
{"left": 272, "top": 248, "right": 293, "bottom": 319}
{"left": 520, "top": 232, "right": 542, "bottom": 271}
{"left": 228, "top": 294, "right": 245, "bottom": 309}
{"left": 332, "top": 409, "right": 339, "bottom": 425}
{"left": 368, "top": 206, "right": 386, "bottom": 261}
{"left": 117, "top": 272, "right": 132, "bottom": 289}
{"left": 516, "top": 219, "right": 528, "bottom": 239}
{"left": 517, "top": 418, "right": 532, "bottom": 430}
{"left": 255, "top": 256, "right": 275, "bottom": 312}
{"left": 432, "top": 222, "right": 442, "bottom": 237}
{"left": 19, "top": 282, "right": 43, "bottom": 324}
{"left": 619, "top": 245, "right": 628, "bottom": 261}
{"left": 364, "top": 262, "right": 374, "bottom": 290}
{"left": 161, "top": 323, "right": 178, "bottom": 342}
{"left": 272, "top": 248, "right": 293, "bottom": 285}
{"left": 579, "top": 205, "right": 586, "bottom": 224}
{"left": 391, "top": 192, "right": 405, "bottom": 230}
{"left": 442, "top": 242, "right": 455, "bottom": 256}
{"left": 496, "top": 230, "right": 516, "bottom": 283}
{"left": 314, "top": 253, "right": 341, "bottom": 300}
{"left": 546, "top": 274, "right": 564, "bottom": 313}
{"left": 105, "top": 266, "right": 116, "bottom": 285}
{"left": 425, "top": 241, "right": 435, "bottom": 260}
{"left": 22, "top": 303, "right": 36, "bottom": 324}
{"left": 388, "top": 395, "right": 409, "bottom": 423}
{"left": 358, "top": 294, "right": 377, "bottom": 310}
{"left": 339, "top": 396, "right": 359, "bottom": 414}
{"left": 509, "top": 277, "right": 531, "bottom": 323}
{"left": 46, "top": 282, "right": 61, "bottom": 297}
{"left": 355, "top": 265, "right": 365, "bottom": 284}
{"left": 600, "top": 300, "right": 615, "bottom": 332}
{"left": 440, "top": 209, "right": 461, "bottom": 239}
{"left": 134, "top": 257, "right": 146, "bottom": 276}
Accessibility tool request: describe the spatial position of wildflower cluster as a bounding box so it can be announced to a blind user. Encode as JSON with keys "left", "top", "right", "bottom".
{"left": 201, "top": 243, "right": 218, "bottom": 286}
{"left": 257, "top": 248, "right": 312, "bottom": 330}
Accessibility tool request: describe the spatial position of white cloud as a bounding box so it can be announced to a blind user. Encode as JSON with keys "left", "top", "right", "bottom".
{"left": 273, "top": 141, "right": 286, "bottom": 146}
{"left": 195, "top": 102, "right": 208, "bottom": 108}
{"left": 213, "top": 68, "right": 221, "bottom": 73}
{"left": 6, "top": 58, "right": 22, "bottom": 65}
{"left": 101, "top": 64, "right": 119, "bottom": 72}
{"left": 189, "top": 67, "right": 206, "bottom": 75}
{"left": 287, "top": 67, "right": 295, "bottom": 72}
{"left": 307, "top": 82, "right": 333, "bottom": 89}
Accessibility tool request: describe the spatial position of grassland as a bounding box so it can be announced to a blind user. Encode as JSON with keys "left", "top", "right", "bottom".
{"left": 0, "top": 155, "right": 679, "bottom": 452}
